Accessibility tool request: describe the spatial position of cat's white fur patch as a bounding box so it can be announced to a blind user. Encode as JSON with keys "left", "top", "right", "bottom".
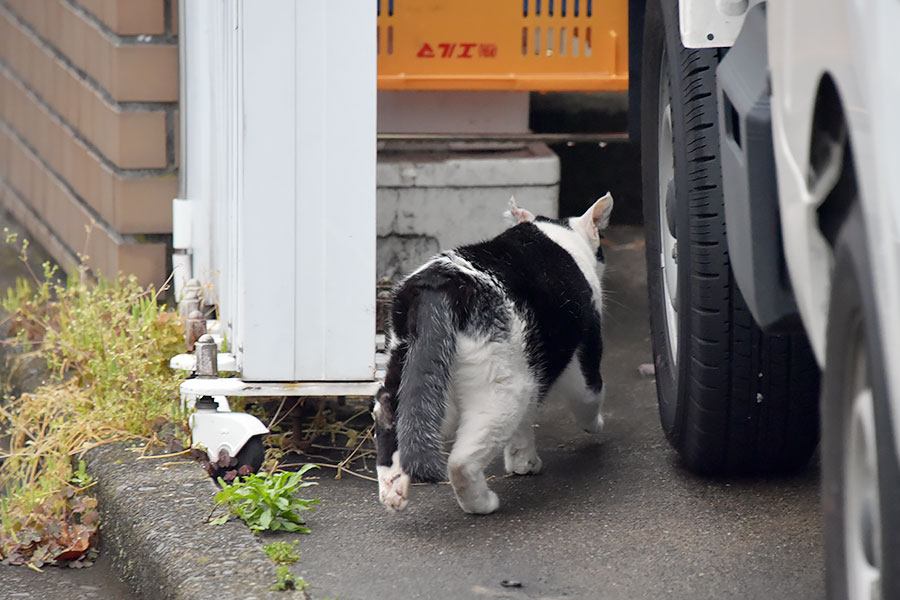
{"left": 377, "top": 451, "right": 411, "bottom": 512}
{"left": 504, "top": 416, "right": 543, "bottom": 475}
{"left": 534, "top": 221, "right": 605, "bottom": 314}
{"left": 445, "top": 311, "right": 540, "bottom": 514}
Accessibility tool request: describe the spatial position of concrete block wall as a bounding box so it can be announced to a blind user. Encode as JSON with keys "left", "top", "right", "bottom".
{"left": 0, "top": 0, "right": 177, "bottom": 287}
{"left": 376, "top": 143, "right": 560, "bottom": 281}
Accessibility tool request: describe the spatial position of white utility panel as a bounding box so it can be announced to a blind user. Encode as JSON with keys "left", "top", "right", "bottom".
{"left": 178, "top": 0, "right": 376, "bottom": 384}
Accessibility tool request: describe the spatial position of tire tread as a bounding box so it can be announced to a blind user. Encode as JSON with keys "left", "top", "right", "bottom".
{"left": 642, "top": 0, "right": 819, "bottom": 475}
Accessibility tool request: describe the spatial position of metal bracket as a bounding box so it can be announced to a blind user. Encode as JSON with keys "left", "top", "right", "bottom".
{"left": 181, "top": 378, "right": 382, "bottom": 399}
{"left": 679, "top": 0, "right": 752, "bottom": 48}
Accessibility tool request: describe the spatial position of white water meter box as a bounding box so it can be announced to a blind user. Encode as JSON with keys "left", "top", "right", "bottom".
{"left": 375, "top": 143, "right": 560, "bottom": 280}
{"left": 177, "top": 0, "right": 376, "bottom": 383}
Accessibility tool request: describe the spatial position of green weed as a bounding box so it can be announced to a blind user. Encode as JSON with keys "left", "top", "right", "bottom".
{"left": 0, "top": 237, "right": 186, "bottom": 567}
{"left": 263, "top": 540, "right": 300, "bottom": 564}
{"left": 70, "top": 460, "right": 94, "bottom": 489}
{"left": 211, "top": 465, "right": 319, "bottom": 533}
{"left": 271, "top": 564, "right": 306, "bottom": 591}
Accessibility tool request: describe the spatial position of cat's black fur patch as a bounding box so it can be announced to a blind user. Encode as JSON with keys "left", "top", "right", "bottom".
{"left": 373, "top": 394, "right": 397, "bottom": 467}
{"left": 577, "top": 309, "right": 604, "bottom": 393}
{"left": 457, "top": 222, "right": 596, "bottom": 391}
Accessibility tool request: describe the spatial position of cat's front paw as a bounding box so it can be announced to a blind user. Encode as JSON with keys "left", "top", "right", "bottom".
{"left": 504, "top": 446, "right": 543, "bottom": 475}
{"left": 378, "top": 469, "right": 411, "bottom": 512}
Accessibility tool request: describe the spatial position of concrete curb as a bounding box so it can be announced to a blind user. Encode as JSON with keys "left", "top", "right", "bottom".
{"left": 85, "top": 443, "right": 302, "bottom": 600}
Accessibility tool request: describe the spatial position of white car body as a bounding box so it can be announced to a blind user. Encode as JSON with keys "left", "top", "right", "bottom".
{"left": 680, "top": 0, "right": 900, "bottom": 463}
{"left": 768, "top": 0, "right": 900, "bottom": 465}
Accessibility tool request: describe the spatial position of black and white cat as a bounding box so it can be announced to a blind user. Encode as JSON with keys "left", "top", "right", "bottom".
{"left": 374, "top": 193, "right": 613, "bottom": 514}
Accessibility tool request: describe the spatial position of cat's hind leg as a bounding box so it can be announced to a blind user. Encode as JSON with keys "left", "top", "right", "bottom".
{"left": 503, "top": 410, "right": 542, "bottom": 475}
{"left": 447, "top": 414, "right": 503, "bottom": 515}
{"left": 568, "top": 311, "right": 606, "bottom": 434}
{"left": 551, "top": 354, "right": 606, "bottom": 434}
{"left": 570, "top": 382, "right": 605, "bottom": 435}
{"left": 448, "top": 338, "right": 539, "bottom": 514}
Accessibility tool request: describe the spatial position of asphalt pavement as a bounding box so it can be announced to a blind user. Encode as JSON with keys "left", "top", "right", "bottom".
{"left": 288, "top": 226, "right": 824, "bottom": 600}
{"left": 0, "top": 219, "right": 824, "bottom": 600}
{"left": 3, "top": 552, "right": 134, "bottom": 600}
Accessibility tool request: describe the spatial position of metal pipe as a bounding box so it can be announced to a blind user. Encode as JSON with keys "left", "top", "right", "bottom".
{"left": 177, "top": 0, "right": 187, "bottom": 198}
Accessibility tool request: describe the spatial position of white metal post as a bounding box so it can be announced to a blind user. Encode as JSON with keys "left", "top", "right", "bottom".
{"left": 239, "top": 1, "right": 376, "bottom": 381}
{"left": 177, "top": 0, "right": 377, "bottom": 386}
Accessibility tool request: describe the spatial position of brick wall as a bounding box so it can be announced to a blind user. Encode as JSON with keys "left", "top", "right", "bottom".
{"left": 0, "top": 0, "right": 177, "bottom": 287}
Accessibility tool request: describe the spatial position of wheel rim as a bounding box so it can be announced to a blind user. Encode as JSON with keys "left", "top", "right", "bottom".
{"left": 657, "top": 47, "right": 678, "bottom": 366}
{"left": 845, "top": 330, "right": 882, "bottom": 600}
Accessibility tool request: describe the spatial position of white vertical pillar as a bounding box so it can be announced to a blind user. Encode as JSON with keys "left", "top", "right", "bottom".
{"left": 238, "top": 1, "right": 376, "bottom": 381}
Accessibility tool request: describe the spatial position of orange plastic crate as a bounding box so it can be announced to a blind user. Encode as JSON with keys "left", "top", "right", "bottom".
{"left": 377, "top": 0, "right": 628, "bottom": 91}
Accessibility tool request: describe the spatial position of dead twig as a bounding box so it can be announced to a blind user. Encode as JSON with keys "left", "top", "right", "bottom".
{"left": 269, "top": 397, "right": 304, "bottom": 432}
{"left": 278, "top": 462, "right": 378, "bottom": 483}
{"left": 204, "top": 502, "right": 221, "bottom": 524}
{"left": 266, "top": 396, "right": 288, "bottom": 429}
{"left": 335, "top": 425, "right": 373, "bottom": 479}
{"left": 136, "top": 448, "right": 192, "bottom": 460}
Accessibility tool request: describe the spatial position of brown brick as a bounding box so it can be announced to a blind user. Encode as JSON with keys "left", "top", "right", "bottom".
{"left": 116, "top": 242, "right": 167, "bottom": 288}
{"left": 0, "top": 10, "right": 168, "bottom": 168}
{"left": 77, "top": 0, "right": 165, "bottom": 36}
{"left": 169, "top": 0, "right": 178, "bottom": 35}
{"left": 45, "top": 1, "right": 62, "bottom": 45}
{"left": 115, "top": 109, "right": 168, "bottom": 168}
{"left": 0, "top": 178, "right": 81, "bottom": 275}
{"left": 0, "top": 68, "right": 174, "bottom": 233}
{"left": 0, "top": 125, "right": 167, "bottom": 287}
{"left": 113, "top": 173, "right": 176, "bottom": 233}
{"left": 6, "top": 1, "right": 177, "bottom": 103}
{"left": 113, "top": 43, "right": 177, "bottom": 102}
{"left": 173, "top": 108, "right": 179, "bottom": 168}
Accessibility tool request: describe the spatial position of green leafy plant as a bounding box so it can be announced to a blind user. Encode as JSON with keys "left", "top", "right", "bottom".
{"left": 271, "top": 564, "right": 306, "bottom": 591}
{"left": 211, "top": 465, "right": 319, "bottom": 532}
{"left": 263, "top": 540, "right": 300, "bottom": 564}
{"left": 70, "top": 460, "right": 94, "bottom": 489}
{"left": 262, "top": 541, "right": 307, "bottom": 593}
{"left": 0, "top": 235, "right": 186, "bottom": 567}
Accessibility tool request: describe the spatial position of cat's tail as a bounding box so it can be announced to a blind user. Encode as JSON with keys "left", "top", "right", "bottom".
{"left": 396, "top": 288, "right": 456, "bottom": 482}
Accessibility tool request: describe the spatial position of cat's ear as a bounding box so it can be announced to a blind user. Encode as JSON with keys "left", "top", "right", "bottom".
{"left": 504, "top": 196, "right": 536, "bottom": 225}
{"left": 574, "top": 193, "right": 614, "bottom": 240}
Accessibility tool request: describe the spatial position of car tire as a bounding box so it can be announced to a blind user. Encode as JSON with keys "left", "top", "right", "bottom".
{"left": 822, "top": 202, "right": 900, "bottom": 600}
{"left": 641, "top": 0, "right": 820, "bottom": 474}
